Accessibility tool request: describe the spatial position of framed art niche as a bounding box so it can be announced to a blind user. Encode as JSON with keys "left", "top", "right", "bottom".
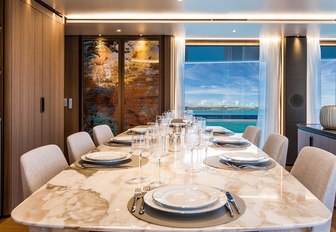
{"left": 81, "top": 36, "right": 171, "bottom": 135}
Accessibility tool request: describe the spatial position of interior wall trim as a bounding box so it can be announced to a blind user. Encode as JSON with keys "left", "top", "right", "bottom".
{"left": 20, "top": 0, "right": 64, "bottom": 24}
{"left": 33, "top": 0, "right": 62, "bottom": 18}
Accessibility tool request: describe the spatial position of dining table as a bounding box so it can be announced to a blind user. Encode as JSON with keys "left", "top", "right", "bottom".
{"left": 11, "top": 126, "right": 332, "bottom": 231}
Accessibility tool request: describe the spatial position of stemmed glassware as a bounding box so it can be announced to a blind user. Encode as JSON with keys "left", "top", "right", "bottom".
{"left": 184, "top": 124, "right": 201, "bottom": 173}
{"left": 125, "top": 131, "right": 148, "bottom": 184}
{"left": 148, "top": 131, "right": 168, "bottom": 188}
{"left": 200, "top": 128, "right": 213, "bottom": 170}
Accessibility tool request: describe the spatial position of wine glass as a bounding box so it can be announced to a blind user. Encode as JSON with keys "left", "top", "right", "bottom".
{"left": 125, "top": 131, "right": 148, "bottom": 184}
{"left": 200, "top": 129, "right": 213, "bottom": 170}
{"left": 184, "top": 125, "right": 201, "bottom": 173}
{"left": 149, "top": 133, "right": 168, "bottom": 188}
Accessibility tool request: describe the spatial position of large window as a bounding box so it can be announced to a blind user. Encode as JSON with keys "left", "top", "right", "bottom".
{"left": 321, "top": 45, "right": 336, "bottom": 106}
{"left": 184, "top": 43, "right": 260, "bottom": 132}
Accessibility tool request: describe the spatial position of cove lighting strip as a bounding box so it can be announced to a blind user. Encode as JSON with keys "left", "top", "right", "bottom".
{"left": 66, "top": 18, "right": 336, "bottom": 24}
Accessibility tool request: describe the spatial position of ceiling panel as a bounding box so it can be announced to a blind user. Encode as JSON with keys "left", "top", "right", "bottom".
{"left": 42, "top": 0, "right": 336, "bottom": 38}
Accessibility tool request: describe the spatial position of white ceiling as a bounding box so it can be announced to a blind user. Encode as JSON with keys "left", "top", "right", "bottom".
{"left": 42, "top": 0, "right": 336, "bottom": 39}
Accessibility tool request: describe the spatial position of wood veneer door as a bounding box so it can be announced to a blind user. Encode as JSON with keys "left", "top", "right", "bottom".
{"left": 42, "top": 15, "right": 64, "bottom": 150}
{"left": 64, "top": 36, "right": 80, "bottom": 158}
{"left": 4, "top": 0, "right": 43, "bottom": 213}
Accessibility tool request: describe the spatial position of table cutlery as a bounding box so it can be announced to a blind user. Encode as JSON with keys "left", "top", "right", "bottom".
{"left": 131, "top": 188, "right": 142, "bottom": 213}
{"left": 223, "top": 161, "right": 267, "bottom": 170}
{"left": 225, "top": 202, "right": 234, "bottom": 217}
{"left": 78, "top": 162, "right": 132, "bottom": 169}
{"left": 226, "top": 191, "right": 241, "bottom": 214}
{"left": 139, "top": 185, "right": 151, "bottom": 214}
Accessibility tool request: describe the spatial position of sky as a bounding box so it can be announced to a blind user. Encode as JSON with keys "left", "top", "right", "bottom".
{"left": 184, "top": 62, "right": 260, "bottom": 108}
{"left": 184, "top": 46, "right": 336, "bottom": 108}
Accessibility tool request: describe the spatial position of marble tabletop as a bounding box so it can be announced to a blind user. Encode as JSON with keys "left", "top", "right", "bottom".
{"left": 11, "top": 133, "right": 332, "bottom": 231}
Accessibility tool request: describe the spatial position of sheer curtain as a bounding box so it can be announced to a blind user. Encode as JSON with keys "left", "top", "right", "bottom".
{"left": 306, "top": 37, "right": 321, "bottom": 124}
{"left": 172, "top": 37, "right": 185, "bottom": 118}
{"left": 257, "top": 37, "right": 282, "bottom": 146}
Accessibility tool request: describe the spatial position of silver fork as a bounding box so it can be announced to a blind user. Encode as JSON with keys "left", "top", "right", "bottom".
{"left": 139, "top": 186, "right": 151, "bottom": 214}
{"left": 131, "top": 187, "right": 142, "bottom": 213}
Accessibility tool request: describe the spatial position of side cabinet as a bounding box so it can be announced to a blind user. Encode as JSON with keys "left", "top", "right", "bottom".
{"left": 298, "top": 129, "right": 336, "bottom": 155}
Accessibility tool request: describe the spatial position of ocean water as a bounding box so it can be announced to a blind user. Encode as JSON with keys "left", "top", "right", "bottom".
{"left": 190, "top": 109, "right": 258, "bottom": 133}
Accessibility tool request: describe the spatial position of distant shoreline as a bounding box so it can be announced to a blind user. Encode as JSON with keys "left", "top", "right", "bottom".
{"left": 185, "top": 106, "right": 258, "bottom": 110}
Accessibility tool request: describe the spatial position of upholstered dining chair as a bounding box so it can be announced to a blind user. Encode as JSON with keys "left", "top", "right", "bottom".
{"left": 67, "top": 131, "right": 95, "bottom": 164}
{"left": 20, "top": 145, "right": 80, "bottom": 232}
{"left": 290, "top": 147, "right": 336, "bottom": 232}
{"left": 92, "top": 124, "right": 114, "bottom": 146}
{"left": 20, "top": 144, "right": 68, "bottom": 199}
{"left": 262, "top": 133, "right": 289, "bottom": 167}
{"left": 242, "top": 126, "right": 261, "bottom": 147}
{"left": 265, "top": 146, "right": 336, "bottom": 232}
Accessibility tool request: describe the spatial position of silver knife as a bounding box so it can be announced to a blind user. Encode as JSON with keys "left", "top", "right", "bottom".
{"left": 226, "top": 191, "right": 241, "bottom": 214}
{"left": 225, "top": 202, "right": 234, "bottom": 217}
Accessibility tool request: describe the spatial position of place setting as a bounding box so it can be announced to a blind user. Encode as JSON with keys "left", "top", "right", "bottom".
{"left": 105, "top": 135, "right": 132, "bottom": 146}
{"left": 211, "top": 137, "right": 251, "bottom": 149}
{"left": 205, "top": 151, "right": 276, "bottom": 171}
{"left": 126, "top": 127, "right": 148, "bottom": 135}
{"left": 74, "top": 150, "right": 149, "bottom": 171}
{"left": 127, "top": 184, "right": 245, "bottom": 228}
{"left": 209, "top": 127, "right": 235, "bottom": 137}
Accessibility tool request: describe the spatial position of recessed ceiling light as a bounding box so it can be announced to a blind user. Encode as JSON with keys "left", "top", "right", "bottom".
{"left": 140, "top": 34, "right": 143, "bottom": 37}
{"left": 177, "top": 0, "right": 183, "bottom": 2}
{"left": 116, "top": 29, "right": 121, "bottom": 32}
{"left": 232, "top": 29, "right": 237, "bottom": 33}
{"left": 98, "top": 34, "right": 102, "bottom": 36}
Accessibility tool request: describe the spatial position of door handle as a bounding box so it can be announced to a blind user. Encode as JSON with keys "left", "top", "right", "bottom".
{"left": 40, "top": 97, "right": 44, "bottom": 113}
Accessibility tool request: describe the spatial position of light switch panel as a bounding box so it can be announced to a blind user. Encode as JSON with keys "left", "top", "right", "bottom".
{"left": 64, "top": 98, "right": 67, "bottom": 107}
{"left": 69, "top": 98, "right": 73, "bottom": 109}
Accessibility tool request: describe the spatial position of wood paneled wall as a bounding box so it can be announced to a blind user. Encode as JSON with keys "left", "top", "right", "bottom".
{"left": 42, "top": 15, "right": 64, "bottom": 147}
{"left": 4, "top": 0, "right": 64, "bottom": 213}
{"left": 64, "top": 36, "right": 80, "bottom": 161}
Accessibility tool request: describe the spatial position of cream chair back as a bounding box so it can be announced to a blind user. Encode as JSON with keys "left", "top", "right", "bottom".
{"left": 291, "top": 147, "right": 336, "bottom": 232}
{"left": 242, "top": 126, "right": 261, "bottom": 147}
{"left": 20, "top": 144, "right": 68, "bottom": 199}
{"left": 92, "top": 124, "right": 114, "bottom": 146}
{"left": 262, "top": 133, "right": 289, "bottom": 167}
{"left": 67, "top": 131, "right": 95, "bottom": 164}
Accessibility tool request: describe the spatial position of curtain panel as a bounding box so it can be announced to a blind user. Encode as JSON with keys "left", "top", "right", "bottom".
{"left": 306, "top": 37, "right": 321, "bottom": 124}
{"left": 257, "top": 37, "right": 282, "bottom": 146}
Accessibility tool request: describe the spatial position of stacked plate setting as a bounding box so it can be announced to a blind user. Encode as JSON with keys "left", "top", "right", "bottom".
{"left": 81, "top": 151, "right": 132, "bottom": 165}
{"left": 219, "top": 152, "right": 270, "bottom": 165}
{"left": 212, "top": 137, "right": 250, "bottom": 147}
{"left": 143, "top": 185, "right": 227, "bottom": 214}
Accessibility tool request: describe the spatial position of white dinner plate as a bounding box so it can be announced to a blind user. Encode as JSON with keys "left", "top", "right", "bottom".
{"left": 213, "top": 137, "right": 244, "bottom": 142}
{"left": 111, "top": 135, "right": 132, "bottom": 144}
{"left": 152, "top": 185, "right": 220, "bottom": 210}
{"left": 81, "top": 153, "right": 132, "bottom": 164}
{"left": 85, "top": 151, "right": 127, "bottom": 161}
{"left": 219, "top": 152, "right": 270, "bottom": 163}
{"left": 144, "top": 187, "right": 226, "bottom": 214}
{"left": 128, "top": 127, "right": 147, "bottom": 134}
